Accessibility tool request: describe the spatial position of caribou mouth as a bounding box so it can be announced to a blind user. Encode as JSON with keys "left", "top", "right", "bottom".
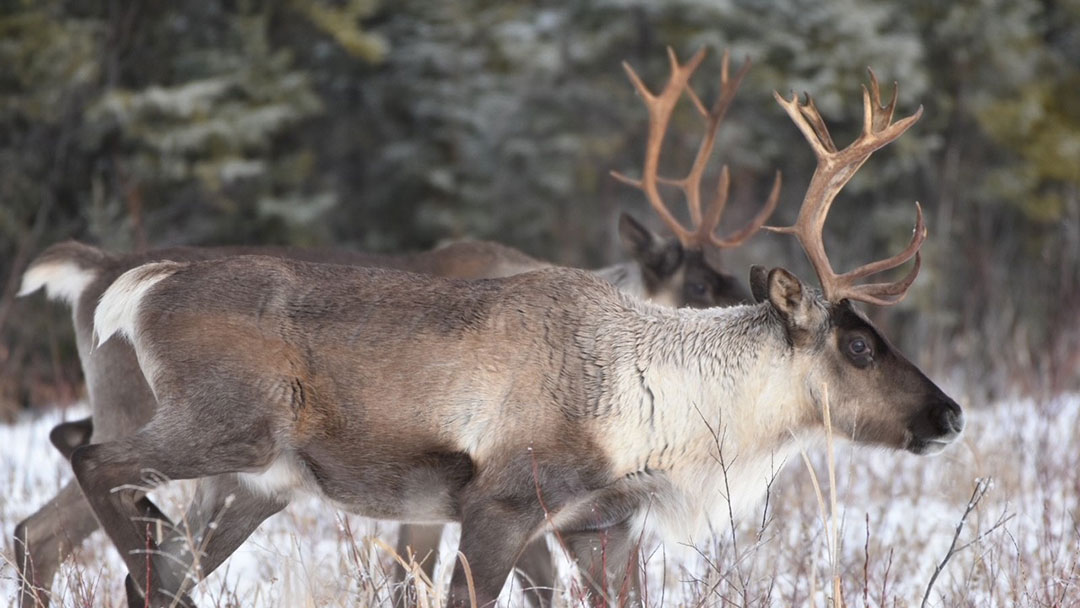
{"left": 905, "top": 398, "right": 964, "bottom": 455}
{"left": 905, "top": 436, "right": 954, "bottom": 456}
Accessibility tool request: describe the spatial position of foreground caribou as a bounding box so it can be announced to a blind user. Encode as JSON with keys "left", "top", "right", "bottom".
{"left": 59, "top": 63, "right": 961, "bottom": 607}
{"left": 14, "top": 240, "right": 552, "bottom": 608}
{"left": 14, "top": 48, "right": 782, "bottom": 608}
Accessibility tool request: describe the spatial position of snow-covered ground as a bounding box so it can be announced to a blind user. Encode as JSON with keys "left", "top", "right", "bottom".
{"left": 2, "top": 394, "right": 1078, "bottom": 607}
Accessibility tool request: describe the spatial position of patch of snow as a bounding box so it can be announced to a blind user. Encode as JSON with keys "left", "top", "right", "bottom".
{"left": 2, "top": 395, "right": 1078, "bottom": 606}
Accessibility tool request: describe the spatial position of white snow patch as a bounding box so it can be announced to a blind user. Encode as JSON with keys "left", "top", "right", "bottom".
{"left": 2, "top": 394, "right": 1079, "bottom": 606}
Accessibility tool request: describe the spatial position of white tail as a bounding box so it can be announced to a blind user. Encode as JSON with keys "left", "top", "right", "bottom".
{"left": 18, "top": 260, "right": 97, "bottom": 305}
{"left": 93, "top": 262, "right": 183, "bottom": 347}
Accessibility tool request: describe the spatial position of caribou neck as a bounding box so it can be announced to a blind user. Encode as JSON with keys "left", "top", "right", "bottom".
{"left": 586, "top": 300, "right": 819, "bottom": 538}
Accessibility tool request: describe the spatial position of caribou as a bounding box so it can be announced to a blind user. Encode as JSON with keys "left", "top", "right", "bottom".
{"left": 13, "top": 48, "right": 780, "bottom": 608}
{"left": 57, "top": 61, "right": 961, "bottom": 608}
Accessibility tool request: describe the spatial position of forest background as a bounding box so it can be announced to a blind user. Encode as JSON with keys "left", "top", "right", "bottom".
{"left": 1, "top": 0, "right": 1078, "bottom": 419}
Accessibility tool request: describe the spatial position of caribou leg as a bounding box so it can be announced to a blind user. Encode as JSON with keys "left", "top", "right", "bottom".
{"left": 121, "top": 474, "right": 286, "bottom": 608}
{"left": 48, "top": 417, "right": 94, "bottom": 460}
{"left": 392, "top": 523, "right": 444, "bottom": 607}
{"left": 71, "top": 412, "right": 281, "bottom": 608}
{"left": 515, "top": 538, "right": 557, "bottom": 608}
{"left": 450, "top": 493, "right": 544, "bottom": 607}
{"left": 393, "top": 525, "right": 558, "bottom": 608}
{"left": 14, "top": 481, "right": 99, "bottom": 608}
{"left": 562, "top": 525, "right": 642, "bottom": 608}
{"left": 15, "top": 480, "right": 176, "bottom": 607}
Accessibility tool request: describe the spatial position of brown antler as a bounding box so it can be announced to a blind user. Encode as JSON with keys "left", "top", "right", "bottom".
{"left": 767, "top": 69, "right": 926, "bottom": 306}
{"left": 612, "top": 47, "right": 781, "bottom": 250}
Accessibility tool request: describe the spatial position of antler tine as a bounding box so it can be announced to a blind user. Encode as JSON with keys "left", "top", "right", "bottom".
{"left": 846, "top": 253, "right": 922, "bottom": 306}
{"left": 657, "top": 50, "right": 751, "bottom": 228}
{"left": 707, "top": 170, "right": 783, "bottom": 249}
{"left": 611, "top": 47, "right": 708, "bottom": 245}
{"left": 774, "top": 91, "right": 838, "bottom": 160}
{"left": 613, "top": 48, "right": 776, "bottom": 250}
{"left": 838, "top": 202, "right": 926, "bottom": 283}
{"left": 830, "top": 202, "right": 926, "bottom": 304}
{"left": 698, "top": 165, "right": 731, "bottom": 236}
{"left": 866, "top": 68, "right": 898, "bottom": 131}
{"left": 683, "top": 52, "right": 751, "bottom": 227}
{"left": 767, "top": 73, "right": 927, "bottom": 305}
{"left": 679, "top": 51, "right": 779, "bottom": 249}
{"left": 765, "top": 91, "right": 845, "bottom": 289}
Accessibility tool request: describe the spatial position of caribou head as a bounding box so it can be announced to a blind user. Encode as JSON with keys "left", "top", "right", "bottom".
{"left": 755, "top": 70, "right": 963, "bottom": 454}
{"left": 614, "top": 48, "right": 781, "bottom": 308}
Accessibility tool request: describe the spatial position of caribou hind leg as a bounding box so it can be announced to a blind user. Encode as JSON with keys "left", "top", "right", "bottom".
{"left": 48, "top": 417, "right": 94, "bottom": 460}
{"left": 15, "top": 474, "right": 176, "bottom": 607}
{"left": 70, "top": 411, "right": 281, "bottom": 608}
{"left": 121, "top": 474, "right": 286, "bottom": 608}
{"left": 14, "top": 417, "right": 98, "bottom": 607}
{"left": 14, "top": 480, "right": 100, "bottom": 608}
{"left": 14, "top": 414, "right": 101, "bottom": 608}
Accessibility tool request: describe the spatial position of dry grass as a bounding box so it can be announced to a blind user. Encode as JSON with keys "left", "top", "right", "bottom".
{"left": 2, "top": 392, "right": 1079, "bottom": 607}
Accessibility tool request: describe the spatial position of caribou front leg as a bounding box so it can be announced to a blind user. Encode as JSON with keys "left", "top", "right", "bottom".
{"left": 545, "top": 478, "right": 651, "bottom": 607}
{"left": 449, "top": 474, "right": 547, "bottom": 608}
{"left": 393, "top": 523, "right": 444, "bottom": 607}
{"left": 562, "top": 525, "right": 642, "bottom": 608}
{"left": 514, "top": 537, "right": 557, "bottom": 608}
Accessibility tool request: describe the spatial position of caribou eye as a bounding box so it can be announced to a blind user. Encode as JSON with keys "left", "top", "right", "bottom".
{"left": 845, "top": 334, "right": 874, "bottom": 368}
{"left": 849, "top": 338, "right": 869, "bottom": 355}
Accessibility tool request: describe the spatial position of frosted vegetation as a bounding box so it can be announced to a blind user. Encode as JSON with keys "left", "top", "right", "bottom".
{"left": 3, "top": 392, "right": 1077, "bottom": 606}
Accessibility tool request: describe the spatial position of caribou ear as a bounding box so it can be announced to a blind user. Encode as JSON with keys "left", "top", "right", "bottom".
{"left": 618, "top": 212, "right": 658, "bottom": 255}
{"left": 619, "top": 212, "right": 682, "bottom": 279}
{"left": 767, "top": 267, "right": 817, "bottom": 342}
{"left": 749, "top": 265, "right": 769, "bottom": 303}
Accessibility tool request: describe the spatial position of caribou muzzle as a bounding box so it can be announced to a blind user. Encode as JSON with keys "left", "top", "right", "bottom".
{"left": 906, "top": 397, "right": 964, "bottom": 455}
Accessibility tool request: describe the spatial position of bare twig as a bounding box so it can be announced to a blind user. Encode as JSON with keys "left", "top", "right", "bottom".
{"left": 796, "top": 382, "right": 843, "bottom": 607}
{"left": 693, "top": 405, "right": 750, "bottom": 603}
{"left": 920, "top": 478, "right": 1007, "bottom": 607}
{"left": 863, "top": 513, "right": 871, "bottom": 608}
{"left": 372, "top": 537, "right": 437, "bottom": 604}
{"left": 758, "top": 455, "right": 782, "bottom": 542}
{"left": 879, "top": 547, "right": 894, "bottom": 607}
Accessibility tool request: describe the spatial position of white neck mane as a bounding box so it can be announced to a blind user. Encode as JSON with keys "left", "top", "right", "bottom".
{"left": 589, "top": 302, "right": 821, "bottom": 542}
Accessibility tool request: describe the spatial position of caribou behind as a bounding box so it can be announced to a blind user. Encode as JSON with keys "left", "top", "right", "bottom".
{"left": 74, "top": 64, "right": 960, "bottom": 607}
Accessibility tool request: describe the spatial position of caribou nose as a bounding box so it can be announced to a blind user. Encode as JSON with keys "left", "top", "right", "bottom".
{"left": 931, "top": 399, "right": 964, "bottom": 436}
